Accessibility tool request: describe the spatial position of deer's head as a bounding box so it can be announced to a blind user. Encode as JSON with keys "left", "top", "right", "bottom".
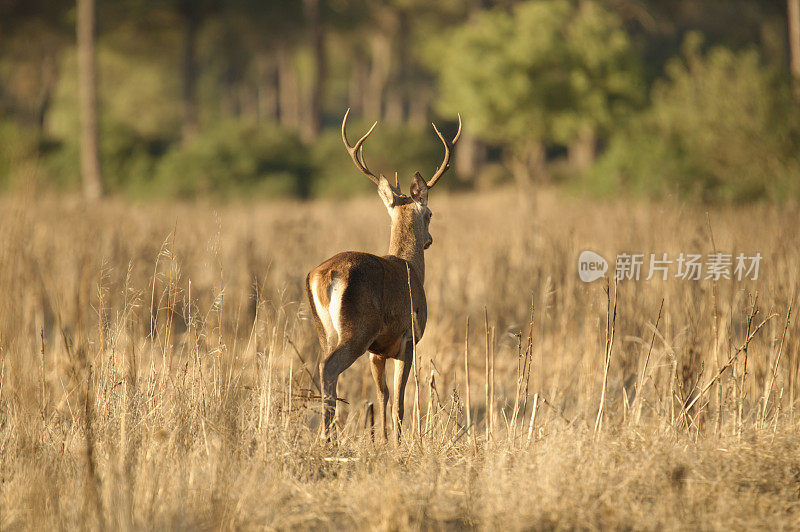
{"left": 341, "top": 108, "right": 461, "bottom": 251}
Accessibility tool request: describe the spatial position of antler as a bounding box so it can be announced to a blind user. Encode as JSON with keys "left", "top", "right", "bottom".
{"left": 427, "top": 113, "right": 462, "bottom": 189}
{"left": 342, "top": 108, "right": 380, "bottom": 185}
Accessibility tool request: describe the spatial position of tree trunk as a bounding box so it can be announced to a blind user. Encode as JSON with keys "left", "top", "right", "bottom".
{"left": 77, "top": 0, "right": 103, "bottom": 200}
{"left": 35, "top": 50, "right": 59, "bottom": 134}
{"left": 181, "top": 5, "right": 199, "bottom": 143}
{"left": 407, "top": 91, "right": 428, "bottom": 128}
{"left": 348, "top": 50, "right": 368, "bottom": 115}
{"left": 568, "top": 126, "right": 596, "bottom": 171}
{"left": 510, "top": 140, "right": 547, "bottom": 185}
{"left": 789, "top": 0, "right": 800, "bottom": 99}
{"left": 385, "top": 10, "right": 408, "bottom": 125}
{"left": 455, "top": 132, "right": 482, "bottom": 184}
{"left": 277, "top": 44, "right": 300, "bottom": 131}
{"left": 302, "top": 0, "right": 325, "bottom": 142}
{"left": 384, "top": 86, "right": 404, "bottom": 125}
{"left": 257, "top": 57, "right": 278, "bottom": 122}
{"left": 364, "top": 34, "right": 391, "bottom": 118}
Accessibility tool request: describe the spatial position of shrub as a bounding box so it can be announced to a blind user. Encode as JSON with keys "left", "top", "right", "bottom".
{"left": 0, "top": 120, "right": 40, "bottom": 190}
{"left": 311, "top": 120, "right": 451, "bottom": 198}
{"left": 588, "top": 34, "right": 800, "bottom": 202}
{"left": 36, "top": 119, "right": 170, "bottom": 195}
{"left": 101, "top": 122, "right": 171, "bottom": 195}
{"left": 153, "top": 120, "right": 312, "bottom": 199}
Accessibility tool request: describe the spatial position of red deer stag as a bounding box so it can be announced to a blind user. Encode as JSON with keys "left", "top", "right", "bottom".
{"left": 306, "top": 108, "right": 461, "bottom": 439}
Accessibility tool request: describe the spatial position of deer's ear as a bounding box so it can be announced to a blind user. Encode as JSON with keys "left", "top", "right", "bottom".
{"left": 409, "top": 172, "right": 429, "bottom": 205}
{"left": 377, "top": 175, "right": 397, "bottom": 209}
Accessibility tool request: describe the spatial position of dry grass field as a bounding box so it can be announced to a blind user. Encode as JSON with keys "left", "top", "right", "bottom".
{"left": 1, "top": 188, "right": 800, "bottom": 530}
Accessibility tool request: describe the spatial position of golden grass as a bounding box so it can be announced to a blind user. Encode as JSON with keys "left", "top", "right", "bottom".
{"left": 1, "top": 188, "right": 799, "bottom": 529}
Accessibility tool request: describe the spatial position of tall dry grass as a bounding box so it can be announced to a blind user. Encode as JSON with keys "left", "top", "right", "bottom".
{"left": 1, "top": 188, "right": 799, "bottom": 529}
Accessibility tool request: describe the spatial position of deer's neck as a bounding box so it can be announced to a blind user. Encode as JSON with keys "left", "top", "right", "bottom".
{"left": 387, "top": 211, "right": 425, "bottom": 283}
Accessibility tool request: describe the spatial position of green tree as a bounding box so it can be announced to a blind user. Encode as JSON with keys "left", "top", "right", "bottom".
{"left": 425, "top": 0, "right": 643, "bottom": 182}
{"left": 591, "top": 34, "right": 799, "bottom": 202}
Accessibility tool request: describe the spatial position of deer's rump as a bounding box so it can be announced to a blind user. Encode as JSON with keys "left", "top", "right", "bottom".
{"left": 307, "top": 251, "right": 427, "bottom": 358}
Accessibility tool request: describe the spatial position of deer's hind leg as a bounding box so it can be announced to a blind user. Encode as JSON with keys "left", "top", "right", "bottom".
{"left": 321, "top": 332, "right": 378, "bottom": 438}
{"left": 369, "top": 353, "right": 389, "bottom": 440}
{"left": 392, "top": 333, "right": 413, "bottom": 440}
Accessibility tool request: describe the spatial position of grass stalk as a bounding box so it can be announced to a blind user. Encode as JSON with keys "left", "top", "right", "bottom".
{"left": 633, "top": 299, "right": 663, "bottom": 425}
{"left": 407, "top": 263, "right": 422, "bottom": 446}
{"left": 464, "top": 316, "right": 477, "bottom": 455}
{"left": 594, "top": 279, "right": 617, "bottom": 436}
{"left": 762, "top": 302, "right": 792, "bottom": 424}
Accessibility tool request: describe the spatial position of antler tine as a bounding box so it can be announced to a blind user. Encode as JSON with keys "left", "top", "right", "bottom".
{"left": 426, "top": 113, "right": 462, "bottom": 189}
{"left": 357, "top": 145, "right": 379, "bottom": 180}
{"left": 342, "top": 107, "right": 380, "bottom": 185}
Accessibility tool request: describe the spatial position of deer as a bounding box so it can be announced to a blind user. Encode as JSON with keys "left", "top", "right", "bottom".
{"left": 306, "top": 108, "right": 461, "bottom": 440}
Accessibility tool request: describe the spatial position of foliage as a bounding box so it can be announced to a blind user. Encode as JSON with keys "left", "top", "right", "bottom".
{"left": 101, "top": 122, "right": 172, "bottom": 194}
{"left": 1, "top": 0, "right": 798, "bottom": 201}
{"left": 311, "top": 120, "right": 449, "bottom": 198}
{"left": 589, "top": 34, "right": 800, "bottom": 202}
{"left": 0, "top": 120, "right": 40, "bottom": 190}
{"left": 36, "top": 120, "right": 172, "bottom": 194}
{"left": 425, "top": 0, "right": 643, "bottom": 158}
{"left": 152, "top": 120, "right": 312, "bottom": 199}
{"left": 38, "top": 46, "right": 180, "bottom": 193}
